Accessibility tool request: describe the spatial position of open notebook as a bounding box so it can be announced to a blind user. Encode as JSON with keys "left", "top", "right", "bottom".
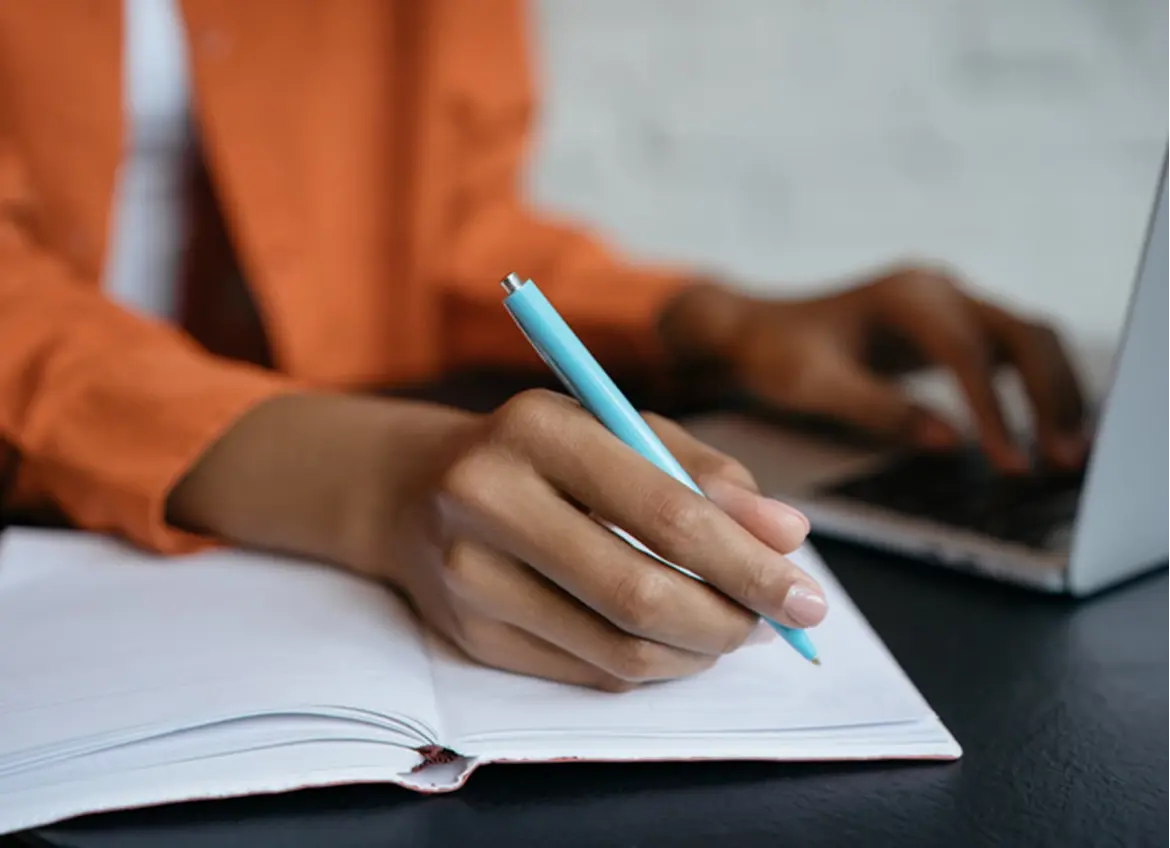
{"left": 0, "top": 528, "right": 959, "bottom": 833}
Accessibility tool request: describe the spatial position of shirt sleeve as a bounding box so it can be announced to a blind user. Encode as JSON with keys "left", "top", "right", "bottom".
{"left": 0, "top": 141, "right": 297, "bottom": 554}
{"left": 431, "top": 0, "right": 695, "bottom": 373}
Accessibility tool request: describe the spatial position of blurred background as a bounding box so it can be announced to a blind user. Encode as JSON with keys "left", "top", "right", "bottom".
{"left": 528, "top": 0, "right": 1167, "bottom": 361}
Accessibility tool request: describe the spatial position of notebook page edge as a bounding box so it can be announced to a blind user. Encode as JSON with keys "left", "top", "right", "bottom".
{"left": 456, "top": 713, "right": 960, "bottom": 764}
{"left": 0, "top": 742, "right": 450, "bottom": 835}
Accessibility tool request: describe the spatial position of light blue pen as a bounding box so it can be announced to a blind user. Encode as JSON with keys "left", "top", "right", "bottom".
{"left": 500, "top": 273, "right": 820, "bottom": 665}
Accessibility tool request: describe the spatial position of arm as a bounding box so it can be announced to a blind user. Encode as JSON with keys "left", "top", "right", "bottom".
{"left": 0, "top": 137, "right": 294, "bottom": 552}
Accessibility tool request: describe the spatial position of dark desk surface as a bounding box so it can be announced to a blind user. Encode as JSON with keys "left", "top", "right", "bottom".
{"left": 13, "top": 374, "right": 1170, "bottom": 848}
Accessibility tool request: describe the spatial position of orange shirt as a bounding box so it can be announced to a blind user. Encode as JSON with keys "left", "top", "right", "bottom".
{"left": 0, "top": 1, "right": 689, "bottom": 553}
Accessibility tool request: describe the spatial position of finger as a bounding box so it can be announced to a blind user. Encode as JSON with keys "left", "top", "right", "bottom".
{"left": 972, "top": 302, "right": 1088, "bottom": 468}
{"left": 441, "top": 445, "right": 762, "bottom": 655}
{"left": 643, "top": 413, "right": 811, "bottom": 552}
{"left": 442, "top": 541, "right": 725, "bottom": 680}
{"left": 741, "top": 348, "right": 962, "bottom": 450}
{"left": 500, "top": 399, "right": 828, "bottom": 629}
{"left": 870, "top": 275, "right": 1026, "bottom": 471}
{"left": 644, "top": 413, "right": 811, "bottom": 551}
{"left": 439, "top": 608, "right": 641, "bottom": 693}
{"left": 642, "top": 413, "right": 760, "bottom": 492}
{"left": 699, "top": 476, "right": 810, "bottom": 555}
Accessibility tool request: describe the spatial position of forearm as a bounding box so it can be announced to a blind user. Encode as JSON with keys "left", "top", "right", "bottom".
{"left": 165, "top": 280, "right": 757, "bottom": 567}
{"left": 655, "top": 280, "right": 755, "bottom": 370}
{"left": 166, "top": 393, "right": 478, "bottom": 581}
{"left": 0, "top": 210, "right": 297, "bottom": 552}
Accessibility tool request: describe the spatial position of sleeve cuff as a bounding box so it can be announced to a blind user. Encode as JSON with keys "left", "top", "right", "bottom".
{"left": 21, "top": 344, "right": 302, "bottom": 555}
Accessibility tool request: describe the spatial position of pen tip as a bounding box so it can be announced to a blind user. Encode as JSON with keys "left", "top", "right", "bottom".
{"left": 810, "top": 657, "right": 822, "bottom": 666}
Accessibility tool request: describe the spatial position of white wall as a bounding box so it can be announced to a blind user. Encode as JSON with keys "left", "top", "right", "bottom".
{"left": 528, "top": 0, "right": 1167, "bottom": 347}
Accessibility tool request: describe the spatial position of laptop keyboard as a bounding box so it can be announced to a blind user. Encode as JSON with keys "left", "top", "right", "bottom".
{"left": 824, "top": 449, "right": 1086, "bottom": 550}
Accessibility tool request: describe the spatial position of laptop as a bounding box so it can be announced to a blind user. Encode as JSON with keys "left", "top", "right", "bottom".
{"left": 685, "top": 158, "right": 1168, "bottom": 596}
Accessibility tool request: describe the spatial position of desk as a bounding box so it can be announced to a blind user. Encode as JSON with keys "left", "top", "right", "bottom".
{"left": 14, "top": 373, "right": 1170, "bottom": 848}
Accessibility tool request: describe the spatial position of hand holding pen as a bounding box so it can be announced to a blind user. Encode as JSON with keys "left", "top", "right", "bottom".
{"left": 176, "top": 288, "right": 828, "bottom": 689}
{"left": 501, "top": 274, "right": 825, "bottom": 664}
{"left": 392, "top": 380, "right": 827, "bottom": 689}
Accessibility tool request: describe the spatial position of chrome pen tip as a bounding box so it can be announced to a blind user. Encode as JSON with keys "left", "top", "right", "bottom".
{"left": 500, "top": 273, "right": 525, "bottom": 294}
{"left": 810, "top": 657, "right": 822, "bottom": 666}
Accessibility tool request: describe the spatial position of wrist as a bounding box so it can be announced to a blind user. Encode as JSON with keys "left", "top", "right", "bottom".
{"left": 657, "top": 279, "right": 755, "bottom": 368}
{"left": 166, "top": 393, "right": 478, "bottom": 584}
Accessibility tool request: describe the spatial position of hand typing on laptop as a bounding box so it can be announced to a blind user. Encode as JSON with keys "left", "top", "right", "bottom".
{"left": 663, "top": 265, "right": 1089, "bottom": 473}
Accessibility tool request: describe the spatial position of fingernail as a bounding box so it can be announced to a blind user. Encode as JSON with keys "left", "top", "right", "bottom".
{"left": 757, "top": 497, "right": 811, "bottom": 538}
{"left": 782, "top": 583, "right": 828, "bottom": 628}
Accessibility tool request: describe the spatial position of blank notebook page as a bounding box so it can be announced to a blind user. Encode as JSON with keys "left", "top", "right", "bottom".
{"left": 0, "top": 531, "right": 442, "bottom": 755}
